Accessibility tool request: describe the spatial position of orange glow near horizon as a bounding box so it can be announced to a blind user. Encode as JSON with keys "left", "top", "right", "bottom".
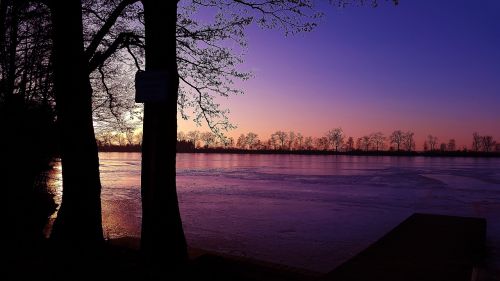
{"left": 174, "top": 1, "right": 500, "bottom": 150}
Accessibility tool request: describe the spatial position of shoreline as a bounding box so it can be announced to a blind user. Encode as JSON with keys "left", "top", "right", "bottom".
{"left": 97, "top": 146, "right": 500, "bottom": 158}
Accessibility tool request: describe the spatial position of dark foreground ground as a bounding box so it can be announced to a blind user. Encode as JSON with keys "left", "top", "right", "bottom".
{"left": 5, "top": 239, "right": 319, "bottom": 281}
{"left": 5, "top": 213, "right": 488, "bottom": 281}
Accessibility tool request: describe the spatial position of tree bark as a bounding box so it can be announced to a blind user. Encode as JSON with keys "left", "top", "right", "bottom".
{"left": 0, "top": 0, "right": 9, "bottom": 87}
{"left": 4, "top": 1, "right": 18, "bottom": 100}
{"left": 49, "top": 0, "right": 104, "bottom": 246}
{"left": 140, "top": 0, "right": 188, "bottom": 265}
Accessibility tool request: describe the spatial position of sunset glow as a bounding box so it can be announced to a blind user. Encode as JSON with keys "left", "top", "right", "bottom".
{"left": 4, "top": 0, "right": 500, "bottom": 279}
{"left": 179, "top": 0, "right": 500, "bottom": 149}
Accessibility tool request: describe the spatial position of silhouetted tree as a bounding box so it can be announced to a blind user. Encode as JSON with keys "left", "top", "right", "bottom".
{"left": 176, "top": 131, "right": 185, "bottom": 142}
{"left": 225, "top": 136, "right": 234, "bottom": 148}
{"left": 246, "top": 132, "right": 259, "bottom": 149}
{"left": 360, "top": 135, "right": 371, "bottom": 151}
{"left": 472, "top": 132, "right": 482, "bottom": 152}
{"left": 125, "top": 128, "right": 135, "bottom": 145}
{"left": 304, "top": 136, "right": 314, "bottom": 150}
{"left": 49, "top": 0, "right": 104, "bottom": 246}
{"left": 427, "top": 135, "right": 438, "bottom": 151}
{"left": 0, "top": 1, "right": 53, "bottom": 106}
{"left": 97, "top": 131, "right": 113, "bottom": 146}
{"left": 439, "top": 143, "right": 446, "bottom": 152}
{"left": 403, "top": 131, "right": 415, "bottom": 152}
{"left": 140, "top": 0, "right": 187, "bottom": 266}
{"left": 316, "top": 136, "right": 329, "bottom": 151}
{"left": 447, "top": 139, "right": 456, "bottom": 151}
{"left": 356, "top": 137, "right": 362, "bottom": 150}
{"left": 1, "top": 0, "right": 144, "bottom": 247}
{"left": 187, "top": 130, "right": 201, "bottom": 148}
{"left": 295, "top": 132, "right": 304, "bottom": 150}
{"left": 390, "top": 130, "right": 404, "bottom": 151}
{"left": 267, "top": 135, "right": 278, "bottom": 150}
{"left": 287, "top": 131, "right": 296, "bottom": 150}
{"left": 115, "top": 133, "right": 126, "bottom": 146}
{"left": 201, "top": 131, "right": 216, "bottom": 148}
{"left": 135, "top": 130, "right": 143, "bottom": 145}
{"left": 272, "top": 130, "right": 288, "bottom": 150}
{"left": 0, "top": 0, "right": 58, "bottom": 245}
{"left": 326, "top": 127, "right": 344, "bottom": 152}
{"left": 236, "top": 134, "right": 246, "bottom": 149}
{"left": 2, "top": 97, "right": 57, "bottom": 250}
{"left": 81, "top": 0, "right": 143, "bottom": 132}
{"left": 346, "top": 136, "right": 354, "bottom": 151}
{"left": 370, "top": 132, "right": 385, "bottom": 151}
{"left": 482, "top": 135, "right": 495, "bottom": 152}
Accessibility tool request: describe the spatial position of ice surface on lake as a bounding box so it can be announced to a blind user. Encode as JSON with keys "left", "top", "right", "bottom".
{"left": 49, "top": 153, "right": 500, "bottom": 273}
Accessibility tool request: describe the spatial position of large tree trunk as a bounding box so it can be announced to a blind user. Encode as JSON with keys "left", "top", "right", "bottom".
{"left": 140, "top": 0, "right": 188, "bottom": 265}
{"left": 49, "top": 0, "right": 104, "bottom": 246}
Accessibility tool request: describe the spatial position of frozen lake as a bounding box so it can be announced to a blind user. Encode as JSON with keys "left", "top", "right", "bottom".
{"left": 48, "top": 153, "right": 500, "bottom": 274}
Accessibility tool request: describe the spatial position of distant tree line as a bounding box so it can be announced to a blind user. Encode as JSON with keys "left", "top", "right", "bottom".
{"left": 96, "top": 128, "right": 499, "bottom": 154}
{"left": 233, "top": 129, "right": 401, "bottom": 152}
{"left": 175, "top": 129, "right": 497, "bottom": 153}
{"left": 424, "top": 132, "right": 498, "bottom": 153}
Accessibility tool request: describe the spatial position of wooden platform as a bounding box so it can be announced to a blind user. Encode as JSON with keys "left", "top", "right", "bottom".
{"left": 321, "top": 213, "right": 486, "bottom": 281}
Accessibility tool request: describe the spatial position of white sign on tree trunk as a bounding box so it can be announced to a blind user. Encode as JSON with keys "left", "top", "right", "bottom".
{"left": 135, "top": 71, "right": 170, "bottom": 103}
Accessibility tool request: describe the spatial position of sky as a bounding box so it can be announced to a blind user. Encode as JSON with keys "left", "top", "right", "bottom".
{"left": 178, "top": 0, "right": 500, "bottom": 149}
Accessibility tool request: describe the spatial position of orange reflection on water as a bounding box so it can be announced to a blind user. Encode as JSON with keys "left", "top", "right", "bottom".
{"left": 45, "top": 155, "right": 143, "bottom": 238}
{"left": 44, "top": 159, "right": 62, "bottom": 237}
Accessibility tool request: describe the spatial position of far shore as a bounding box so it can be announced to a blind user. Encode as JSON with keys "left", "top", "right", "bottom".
{"left": 97, "top": 145, "right": 500, "bottom": 158}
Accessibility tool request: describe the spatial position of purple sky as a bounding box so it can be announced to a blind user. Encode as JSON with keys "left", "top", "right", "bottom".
{"left": 178, "top": 0, "right": 500, "bottom": 149}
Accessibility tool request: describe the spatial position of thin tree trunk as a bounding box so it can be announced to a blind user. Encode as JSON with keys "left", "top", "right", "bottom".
{"left": 49, "top": 0, "right": 104, "bottom": 246}
{"left": 5, "top": 1, "right": 18, "bottom": 100}
{"left": 141, "top": 0, "right": 188, "bottom": 266}
{"left": 0, "top": 0, "right": 8, "bottom": 99}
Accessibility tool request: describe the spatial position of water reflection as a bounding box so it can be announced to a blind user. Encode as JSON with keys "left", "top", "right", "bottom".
{"left": 44, "top": 159, "right": 62, "bottom": 237}
{"left": 46, "top": 154, "right": 142, "bottom": 238}
{"left": 47, "top": 159, "right": 62, "bottom": 214}
{"left": 46, "top": 153, "right": 500, "bottom": 273}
